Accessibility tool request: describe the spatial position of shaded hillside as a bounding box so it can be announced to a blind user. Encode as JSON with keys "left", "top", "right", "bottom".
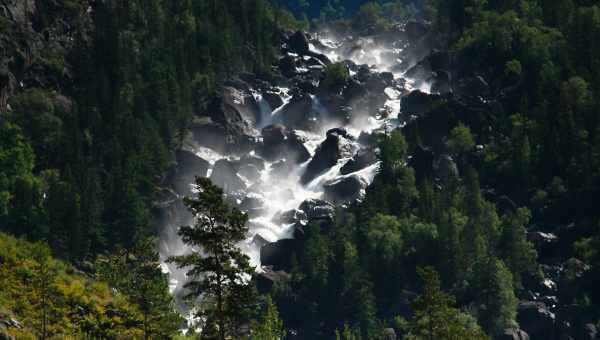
{"left": 0, "top": 0, "right": 283, "bottom": 261}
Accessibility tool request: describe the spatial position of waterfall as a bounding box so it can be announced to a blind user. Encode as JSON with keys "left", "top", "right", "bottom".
{"left": 159, "top": 26, "right": 426, "bottom": 323}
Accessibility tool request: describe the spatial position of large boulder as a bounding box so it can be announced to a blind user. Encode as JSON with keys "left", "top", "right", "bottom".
{"left": 262, "top": 90, "right": 284, "bottom": 110}
{"left": 261, "top": 124, "right": 287, "bottom": 145}
{"left": 260, "top": 124, "right": 310, "bottom": 163}
{"left": 306, "top": 50, "right": 332, "bottom": 66}
{"left": 518, "top": 301, "right": 555, "bottom": 340}
{"left": 233, "top": 155, "right": 265, "bottom": 183}
{"left": 256, "top": 267, "right": 291, "bottom": 294}
{"left": 288, "top": 31, "right": 310, "bottom": 54}
{"left": 404, "top": 62, "right": 432, "bottom": 81}
{"left": 340, "top": 149, "right": 378, "bottom": 175}
{"left": 279, "top": 54, "right": 299, "bottom": 78}
{"left": 272, "top": 209, "right": 308, "bottom": 226}
{"left": 427, "top": 50, "right": 452, "bottom": 72}
{"left": 210, "top": 159, "right": 246, "bottom": 193}
{"left": 238, "top": 163, "right": 261, "bottom": 182}
{"left": 429, "top": 71, "right": 451, "bottom": 95}
{"left": 343, "top": 79, "right": 368, "bottom": 101}
{"left": 260, "top": 239, "right": 299, "bottom": 272}
{"left": 191, "top": 86, "right": 261, "bottom": 155}
{"left": 274, "top": 94, "right": 320, "bottom": 131}
{"left": 401, "top": 90, "right": 440, "bottom": 117}
{"left": 299, "top": 199, "right": 335, "bottom": 222}
{"left": 301, "top": 128, "right": 355, "bottom": 184}
{"left": 251, "top": 234, "right": 270, "bottom": 249}
{"left": 323, "top": 175, "right": 368, "bottom": 204}
{"left": 215, "top": 85, "right": 261, "bottom": 125}
{"left": 169, "top": 150, "right": 210, "bottom": 196}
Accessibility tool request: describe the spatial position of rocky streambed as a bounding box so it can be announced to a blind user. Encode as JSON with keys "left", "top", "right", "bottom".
{"left": 156, "top": 22, "right": 434, "bottom": 300}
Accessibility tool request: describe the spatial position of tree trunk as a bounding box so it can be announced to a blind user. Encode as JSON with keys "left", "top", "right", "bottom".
{"left": 144, "top": 310, "right": 148, "bottom": 340}
{"left": 217, "top": 274, "right": 225, "bottom": 340}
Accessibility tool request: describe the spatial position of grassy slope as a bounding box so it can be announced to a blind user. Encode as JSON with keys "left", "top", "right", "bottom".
{"left": 0, "top": 233, "right": 146, "bottom": 339}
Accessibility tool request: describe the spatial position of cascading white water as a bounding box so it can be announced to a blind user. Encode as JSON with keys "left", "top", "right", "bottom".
{"left": 159, "top": 28, "right": 425, "bottom": 319}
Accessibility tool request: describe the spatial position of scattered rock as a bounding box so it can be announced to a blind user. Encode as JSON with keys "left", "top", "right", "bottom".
{"left": 500, "top": 328, "right": 530, "bottom": 340}
{"left": 301, "top": 128, "right": 355, "bottom": 184}
{"left": 518, "top": 301, "right": 555, "bottom": 340}
{"left": 429, "top": 71, "right": 451, "bottom": 94}
{"left": 584, "top": 323, "right": 598, "bottom": 340}
{"left": 383, "top": 328, "right": 397, "bottom": 340}
{"left": 528, "top": 231, "right": 559, "bottom": 260}
{"left": 272, "top": 209, "right": 307, "bottom": 226}
{"left": 324, "top": 175, "right": 367, "bottom": 204}
{"left": 299, "top": 199, "right": 335, "bottom": 221}
{"left": 256, "top": 267, "right": 291, "bottom": 294}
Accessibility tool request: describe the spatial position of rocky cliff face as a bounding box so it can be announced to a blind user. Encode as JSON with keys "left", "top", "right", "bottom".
{"left": 0, "top": 0, "right": 91, "bottom": 110}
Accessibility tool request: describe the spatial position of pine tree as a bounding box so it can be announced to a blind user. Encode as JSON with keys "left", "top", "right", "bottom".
{"left": 500, "top": 207, "right": 538, "bottom": 288}
{"left": 168, "top": 177, "right": 255, "bottom": 340}
{"left": 250, "top": 295, "right": 286, "bottom": 340}
{"left": 406, "top": 267, "right": 490, "bottom": 340}
{"left": 98, "top": 238, "right": 182, "bottom": 339}
{"left": 472, "top": 257, "right": 518, "bottom": 336}
{"left": 30, "top": 243, "right": 59, "bottom": 340}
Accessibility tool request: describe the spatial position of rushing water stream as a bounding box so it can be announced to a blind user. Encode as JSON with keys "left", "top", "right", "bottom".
{"left": 158, "top": 27, "right": 432, "bottom": 319}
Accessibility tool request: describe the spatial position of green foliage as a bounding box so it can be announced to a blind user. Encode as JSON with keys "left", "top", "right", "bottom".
{"left": 447, "top": 123, "right": 475, "bottom": 156}
{"left": 335, "top": 323, "right": 361, "bottom": 340}
{"left": 404, "top": 267, "right": 490, "bottom": 340}
{"left": 250, "top": 296, "right": 286, "bottom": 340}
{"left": 0, "top": 0, "right": 282, "bottom": 262}
{"left": 0, "top": 233, "right": 146, "bottom": 339}
{"left": 97, "top": 238, "right": 183, "bottom": 339}
{"left": 500, "top": 208, "right": 538, "bottom": 287}
{"left": 168, "top": 177, "right": 255, "bottom": 340}
{"left": 322, "top": 62, "right": 350, "bottom": 92}
{"left": 354, "top": 2, "right": 384, "bottom": 30}
{"left": 472, "top": 258, "right": 518, "bottom": 336}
